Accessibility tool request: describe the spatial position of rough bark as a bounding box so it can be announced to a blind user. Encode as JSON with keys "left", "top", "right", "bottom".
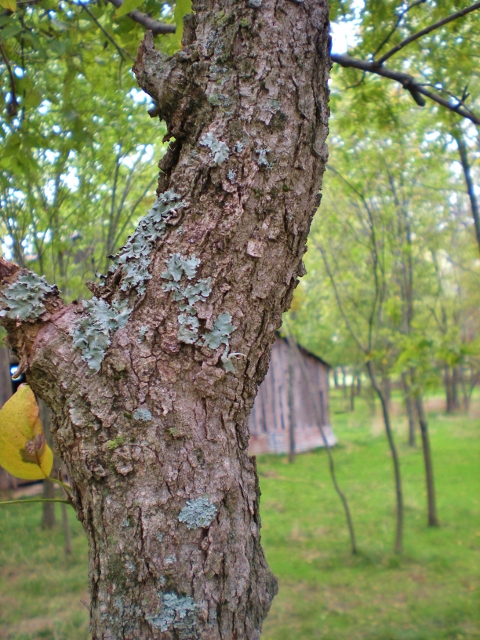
{"left": 0, "top": 1, "right": 330, "bottom": 638}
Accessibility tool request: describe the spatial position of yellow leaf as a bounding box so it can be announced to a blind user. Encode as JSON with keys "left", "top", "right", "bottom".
{"left": 0, "top": 0, "right": 17, "bottom": 11}
{"left": 0, "top": 385, "right": 53, "bottom": 480}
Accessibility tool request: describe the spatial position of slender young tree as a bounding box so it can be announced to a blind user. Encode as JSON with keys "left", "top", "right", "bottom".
{"left": 0, "top": 1, "right": 330, "bottom": 637}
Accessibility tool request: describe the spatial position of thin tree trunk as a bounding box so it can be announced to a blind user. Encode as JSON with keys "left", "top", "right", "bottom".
{"left": 452, "top": 366, "right": 460, "bottom": 411}
{"left": 454, "top": 129, "right": 480, "bottom": 252}
{"left": 366, "top": 361, "right": 403, "bottom": 553}
{"left": 341, "top": 366, "right": 348, "bottom": 401}
{"left": 460, "top": 366, "right": 469, "bottom": 411}
{"left": 356, "top": 374, "right": 361, "bottom": 395}
{"left": 349, "top": 373, "right": 355, "bottom": 412}
{"left": 287, "top": 342, "right": 295, "bottom": 464}
{"left": 333, "top": 368, "right": 340, "bottom": 389}
{"left": 286, "top": 334, "right": 357, "bottom": 555}
{"left": 0, "top": 1, "right": 331, "bottom": 635}
{"left": 402, "top": 371, "right": 416, "bottom": 447}
{"left": 414, "top": 393, "right": 440, "bottom": 527}
{"left": 444, "top": 364, "right": 454, "bottom": 413}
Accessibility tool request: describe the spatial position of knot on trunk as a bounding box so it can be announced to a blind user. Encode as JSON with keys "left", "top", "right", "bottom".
{"left": 133, "top": 31, "right": 208, "bottom": 141}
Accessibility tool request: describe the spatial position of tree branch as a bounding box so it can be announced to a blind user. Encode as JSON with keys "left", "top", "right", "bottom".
{"left": 330, "top": 53, "right": 480, "bottom": 125}
{"left": 371, "top": 0, "right": 426, "bottom": 60}
{"left": 106, "top": 0, "right": 176, "bottom": 35}
{"left": 376, "top": 1, "right": 480, "bottom": 65}
{"left": 77, "top": 1, "right": 134, "bottom": 62}
{"left": 453, "top": 128, "right": 480, "bottom": 252}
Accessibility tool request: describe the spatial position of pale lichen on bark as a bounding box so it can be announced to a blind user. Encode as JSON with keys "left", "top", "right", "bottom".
{"left": 0, "top": 1, "right": 330, "bottom": 637}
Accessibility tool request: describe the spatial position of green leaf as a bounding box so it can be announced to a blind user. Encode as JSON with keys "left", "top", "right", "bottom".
{"left": 0, "top": 23, "right": 22, "bottom": 39}
{"left": 174, "top": 0, "right": 192, "bottom": 45}
{"left": 115, "top": 0, "right": 145, "bottom": 18}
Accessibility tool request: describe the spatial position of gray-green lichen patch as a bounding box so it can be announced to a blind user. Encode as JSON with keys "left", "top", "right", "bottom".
{"left": 220, "top": 347, "right": 244, "bottom": 373}
{"left": 71, "top": 298, "right": 131, "bottom": 372}
{"left": 227, "top": 169, "right": 236, "bottom": 183}
{"left": 178, "top": 314, "right": 200, "bottom": 344}
{"left": 248, "top": 0, "right": 262, "bottom": 6}
{"left": 255, "top": 146, "right": 271, "bottom": 167}
{"left": 109, "top": 191, "right": 185, "bottom": 296}
{"left": 161, "top": 254, "right": 212, "bottom": 345}
{"left": 138, "top": 326, "right": 148, "bottom": 343}
{"left": 178, "top": 496, "right": 218, "bottom": 529}
{"left": 162, "top": 254, "right": 200, "bottom": 283}
{"left": 133, "top": 408, "right": 152, "bottom": 422}
{"left": 0, "top": 272, "right": 56, "bottom": 321}
{"left": 148, "top": 592, "right": 197, "bottom": 634}
{"left": 199, "top": 133, "right": 230, "bottom": 165}
{"left": 203, "top": 313, "right": 235, "bottom": 350}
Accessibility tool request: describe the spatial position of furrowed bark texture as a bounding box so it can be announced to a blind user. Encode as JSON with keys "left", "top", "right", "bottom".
{"left": 0, "top": 1, "right": 330, "bottom": 638}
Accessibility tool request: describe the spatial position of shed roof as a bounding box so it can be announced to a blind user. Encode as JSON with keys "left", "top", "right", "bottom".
{"left": 276, "top": 334, "right": 330, "bottom": 368}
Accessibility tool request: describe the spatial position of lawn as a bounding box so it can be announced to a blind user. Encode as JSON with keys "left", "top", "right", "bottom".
{"left": 0, "top": 390, "right": 479, "bottom": 639}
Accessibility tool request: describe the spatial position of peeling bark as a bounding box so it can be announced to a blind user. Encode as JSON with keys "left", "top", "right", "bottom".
{"left": 0, "top": 1, "right": 330, "bottom": 637}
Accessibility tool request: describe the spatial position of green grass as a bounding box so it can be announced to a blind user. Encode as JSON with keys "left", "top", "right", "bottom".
{"left": 0, "top": 503, "right": 89, "bottom": 640}
{"left": 260, "top": 390, "right": 480, "bottom": 639}
{"left": 0, "top": 390, "right": 479, "bottom": 639}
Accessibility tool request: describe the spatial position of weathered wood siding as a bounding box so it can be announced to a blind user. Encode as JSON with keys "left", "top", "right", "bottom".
{"left": 249, "top": 337, "right": 336, "bottom": 455}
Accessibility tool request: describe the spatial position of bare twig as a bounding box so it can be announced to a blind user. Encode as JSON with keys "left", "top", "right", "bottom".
{"left": 77, "top": 1, "right": 134, "bottom": 62}
{"left": 331, "top": 53, "right": 480, "bottom": 125}
{"left": 106, "top": 0, "right": 176, "bottom": 35}
{"left": 376, "top": 1, "right": 480, "bottom": 65}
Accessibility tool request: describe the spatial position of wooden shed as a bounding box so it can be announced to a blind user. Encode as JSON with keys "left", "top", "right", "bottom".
{"left": 248, "top": 336, "right": 336, "bottom": 455}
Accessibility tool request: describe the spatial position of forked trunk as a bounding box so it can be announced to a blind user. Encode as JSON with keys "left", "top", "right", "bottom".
{"left": 0, "top": 1, "right": 330, "bottom": 637}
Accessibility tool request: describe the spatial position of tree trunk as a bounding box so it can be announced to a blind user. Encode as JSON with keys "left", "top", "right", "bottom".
{"left": 401, "top": 371, "right": 416, "bottom": 447}
{"left": 333, "top": 367, "right": 339, "bottom": 388}
{"left": 459, "top": 366, "right": 470, "bottom": 411}
{"left": 366, "top": 361, "right": 403, "bottom": 553}
{"left": 452, "top": 366, "right": 460, "bottom": 411}
{"left": 356, "top": 374, "right": 361, "bottom": 395}
{"left": 380, "top": 364, "right": 391, "bottom": 407}
{"left": 341, "top": 365, "right": 348, "bottom": 401}
{"left": 349, "top": 373, "right": 355, "bottom": 412}
{"left": 414, "top": 394, "right": 440, "bottom": 527}
{"left": 0, "top": 1, "right": 330, "bottom": 637}
{"left": 444, "top": 364, "right": 454, "bottom": 413}
{"left": 454, "top": 128, "right": 480, "bottom": 252}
